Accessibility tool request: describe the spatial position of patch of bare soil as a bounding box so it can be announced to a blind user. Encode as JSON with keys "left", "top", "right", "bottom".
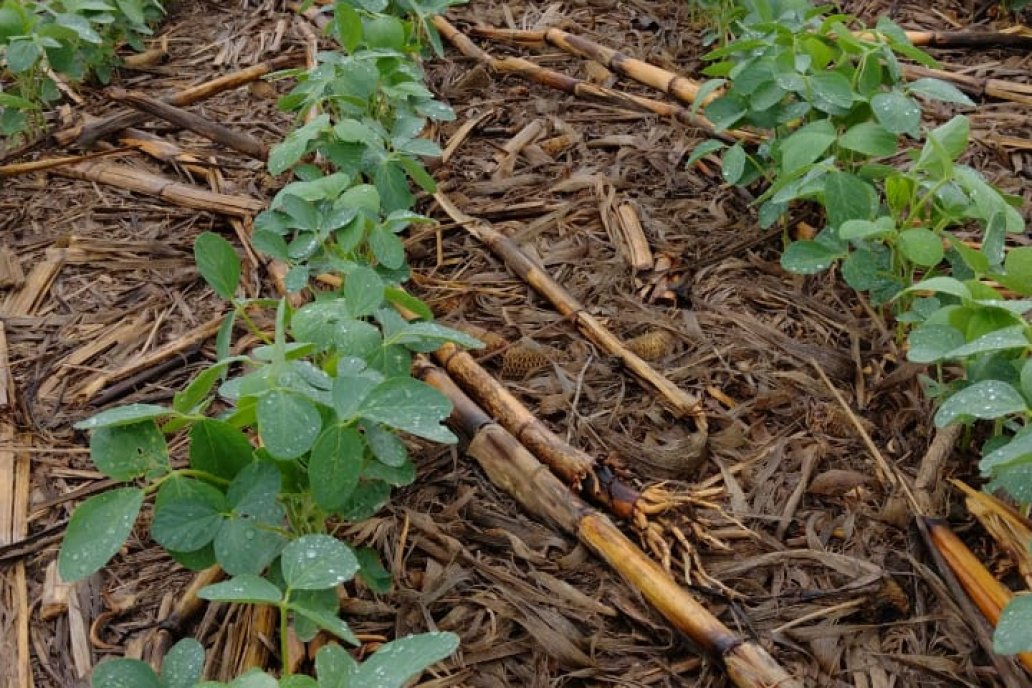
{"left": 1, "top": 0, "right": 1030, "bottom": 686}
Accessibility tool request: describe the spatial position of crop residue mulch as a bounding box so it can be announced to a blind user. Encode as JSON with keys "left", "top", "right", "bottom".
{"left": 1, "top": 0, "right": 1030, "bottom": 685}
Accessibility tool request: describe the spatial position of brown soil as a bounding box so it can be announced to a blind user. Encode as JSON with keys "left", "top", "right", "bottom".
{"left": 1, "top": 0, "right": 1031, "bottom": 686}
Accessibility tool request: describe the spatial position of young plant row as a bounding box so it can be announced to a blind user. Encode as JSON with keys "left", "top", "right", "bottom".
{"left": 57, "top": 1, "right": 475, "bottom": 686}
{"left": 690, "top": 0, "right": 1032, "bottom": 653}
{"left": 0, "top": 0, "right": 165, "bottom": 137}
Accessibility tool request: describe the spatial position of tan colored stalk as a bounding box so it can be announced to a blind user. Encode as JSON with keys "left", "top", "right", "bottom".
{"left": 926, "top": 517, "right": 1032, "bottom": 672}
{"left": 432, "top": 17, "right": 755, "bottom": 143}
{"left": 433, "top": 190, "right": 707, "bottom": 443}
{"left": 416, "top": 360, "right": 800, "bottom": 688}
{"left": 433, "top": 342, "right": 641, "bottom": 520}
{"left": 55, "top": 54, "right": 302, "bottom": 148}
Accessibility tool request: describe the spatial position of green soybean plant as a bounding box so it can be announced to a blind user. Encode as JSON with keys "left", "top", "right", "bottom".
{"left": 58, "top": 0, "right": 476, "bottom": 683}
{"left": 62, "top": 232, "right": 477, "bottom": 685}
{"left": 687, "top": 1, "right": 975, "bottom": 231}
{"left": 780, "top": 115, "right": 1025, "bottom": 307}
{"left": 89, "top": 633, "right": 460, "bottom": 688}
{"left": 689, "top": 0, "right": 1032, "bottom": 658}
{"left": 0, "top": 0, "right": 164, "bottom": 137}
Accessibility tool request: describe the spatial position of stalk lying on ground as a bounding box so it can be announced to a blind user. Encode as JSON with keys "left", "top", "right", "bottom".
{"left": 431, "top": 17, "right": 755, "bottom": 143}
{"left": 416, "top": 360, "right": 802, "bottom": 688}
{"left": 432, "top": 189, "right": 709, "bottom": 466}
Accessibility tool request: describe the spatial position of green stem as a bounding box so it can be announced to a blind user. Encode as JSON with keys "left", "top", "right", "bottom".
{"left": 279, "top": 601, "right": 291, "bottom": 676}
{"left": 236, "top": 303, "right": 274, "bottom": 345}
{"left": 145, "top": 468, "right": 231, "bottom": 494}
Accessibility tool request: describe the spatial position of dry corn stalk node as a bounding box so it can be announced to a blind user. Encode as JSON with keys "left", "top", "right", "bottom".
{"left": 415, "top": 360, "right": 802, "bottom": 688}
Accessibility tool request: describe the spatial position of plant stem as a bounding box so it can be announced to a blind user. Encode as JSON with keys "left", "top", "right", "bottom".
{"left": 279, "top": 601, "right": 291, "bottom": 676}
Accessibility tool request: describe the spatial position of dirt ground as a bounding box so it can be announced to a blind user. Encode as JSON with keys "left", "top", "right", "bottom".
{"left": 1, "top": 0, "right": 1031, "bottom": 685}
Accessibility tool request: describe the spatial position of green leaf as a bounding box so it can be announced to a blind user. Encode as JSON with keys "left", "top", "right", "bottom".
{"left": 824, "top": 172, "right": 877, "bottom": 229}
{"left": 293, "top": 302, "right": 382, "bottom": 356}
{"left": 333, "top": 3, "right": 362, "bottom": 51}
{"left": 841, "top": 248, "right": 897, "bottom": 296}
{"left": 59, "top": 487, "right": 144, "bottom": 581}
{"left": 903, "top": 276, "right": 972, "bottom": 300}
{"left": 983, "top": 212, "right": 1007, "bottom": 269}
{"left": 359, "top": 378, "right": 455, "bottom": 443}
{"left": 280, "top": 676, "right": 319, "bottom": 688}
{"left": 934, "top": 380, "right": 1028, "bottom": 427}
{"left": 344, "top": 266, "right": 385, "bottom": 319}
{"left": 151, "top": 477, "right": 226, "bottom": 552}
{"left": 215, "top": 463, "right": 286, "bottom": 575}
{"left": 721, "top": 143, "right": 746, "bottom": 184}
{"left": 907, "top": 325, "right": 966, "bottom": 363}
{"left": 291, "top": 588, "right": 338, "bottom": 642}
{"left": 981, "top": 427, "right": 1032, "bottom": 472}
{"left": 6, "top": 38, "right": 42, "bottom": 73}
{"left": 685, "top": 139, "right": 724, "bottom": 167}
{"left": 217, "top": 310, "right": 237, "bottom": 362}
{"left": 169, "top": 544, "right": 217, "bottom": 572}
{"left": 228, "top": 669, "right": 279, "bottom": 688}
{"left": 944, "top": 325, "right": 1030, "bottom": 359}
{"left": 189, "top": 419, "right": 254, "bottom": 480}
{"left": 281, "top": 534, "right": 359, "bottom": 590}
{"left": 1022, "top": 358, "right": 1032, "bottom": 404}
{"left": 926, "top": 115, "right": 970, "bottom": 161}
{"left": 315, "top": 643, "right": 359, "bottom": 685}
{"left": 90, "top": 421, "right": 170, "bottom": 481}
{"left": 198, "top": 574, "right": 283, "bottom": 604}
{"left": 355, "top": 547, "right": 392, "bottom": 594}
{"left": 289, "top": 602, "right": 359, "bottom": 645}
{"left": 780, "top": 240, "right": 842, "bottom": 274}
{"left": 91, "top": 659, "right": 160, "bottom": 688}
{"left": 907, "top": 78, "right": 974, "bottom": 106}
{"left": 374, "top": 161, "right": 413, "bottom": 213}
{"left": 999, "top": 247, "right": 1032, "bottom": 296}
{"left": 308, "top": 425, "right": 364, "bottom": 511}
{"left": 391, "top": 322, "right": 485, "bottom": 352}
{"left": 364, "top": 14, "right": 406, "bottom": 49}
{"left": 174, "top": 362, "right": 230, "bottom": 414}
{"left": 995, "top": 595, "right": 1032, "bottom": 654}
{"left": 160, "top": 638, "right": 205, "bottom": 688}
{"left": 369, "top": 224, "right": 406, "bottom": 270}
{"left": 838, "top": 122, "right": 897, "bottom": 157}
{"left": 779, "top": 119, "right": 835, "bottom": 173}
{"left": 897, "top": 228, "right": 944, "bottom": 267}
{"left": 256, "top": 390, "right": 322, "bottom": 460}
{"left": 194, "top": 232, "right": 241, "bottom": 300}
{"left": 946, "top": 235, "right": 991, "bottom": 276}
{"left": 353, "top": 632, "right": 460, "bottom": 687}
{"left": 363, "top": 422, "right": 408, "bottom": 468}
{"left": 398, "top": 155, "right": 437, "bottom": 193}
{"left": 870, "top": 91, "right": 921, "bottom": 137}
{"left": 268, "top": 114, "right": 330, "bottom": 175}
{"left": 75, "top": 404, "right": 170, "bottom": 429}
{"left": 214, "top": 517, "right": 286, "bottom": 576}
{"left": 809, "top": 71, "right": 853, "bottom": 112}
{"left": 839, "top": 218, "right": 895, "bottom": 241}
